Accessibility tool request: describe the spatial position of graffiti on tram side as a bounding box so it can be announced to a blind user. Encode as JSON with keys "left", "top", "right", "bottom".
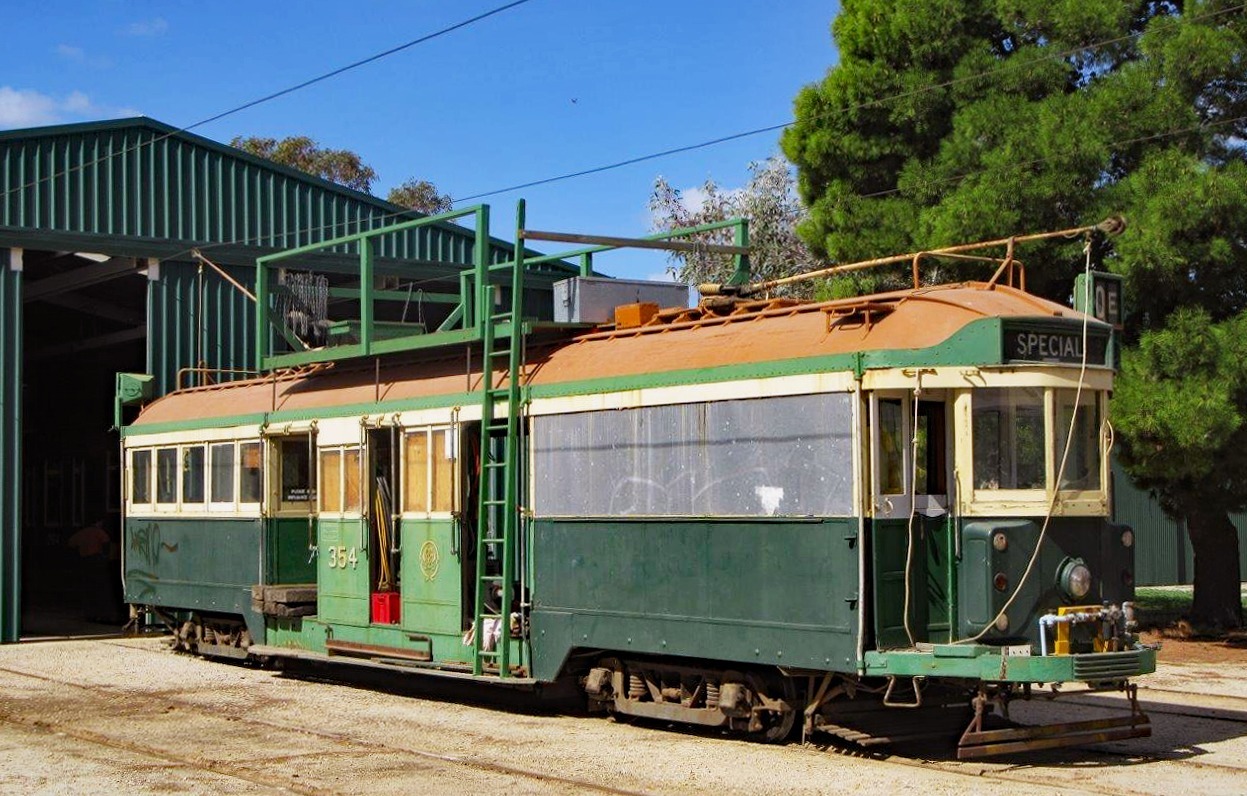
{"left": 126, "top": 521, "right": 179, "bottom": 600}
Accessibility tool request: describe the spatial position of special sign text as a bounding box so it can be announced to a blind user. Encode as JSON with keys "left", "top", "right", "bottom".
{"left": 1002, "top": 324, "right": 1109, "bottom": 365}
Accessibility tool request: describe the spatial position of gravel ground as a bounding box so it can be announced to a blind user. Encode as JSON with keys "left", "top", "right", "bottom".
{"left": 1, "top": 636, "right": 1245, "bottom": 795}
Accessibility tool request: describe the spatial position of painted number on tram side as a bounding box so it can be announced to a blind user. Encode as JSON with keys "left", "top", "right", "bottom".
{"left": 324, "top": 546, "right": 358, "bottom": 569}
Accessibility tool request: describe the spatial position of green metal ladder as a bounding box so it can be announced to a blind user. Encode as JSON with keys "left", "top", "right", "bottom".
{"left": 471, "top": 201, "right": 528, "bottom": 677}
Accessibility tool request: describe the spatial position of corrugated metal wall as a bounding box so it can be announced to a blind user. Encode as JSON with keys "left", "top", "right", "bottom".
{"left": 0, "top": 118, "right": 554, "bottom": 397}
{"left": 147, "top": 261, "right": 256, "bottom": 395}
{"left": 1112, "top": 460, "right": 1247, "bottom": 586}
{"left": 0, "top": 118, "right": 514, "bottom": 263}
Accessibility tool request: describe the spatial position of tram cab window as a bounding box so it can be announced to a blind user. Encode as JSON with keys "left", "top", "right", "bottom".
{"left": 915, "top": 401, "right": 947, "bottom": 495}
{"left": 278, "top": 438, "right": 316, "bottom": 511}
{"left": 131, "top": 450, "right": 151, "bottom": 504}
{"left": 877, "top": 399, "right": 905, "bottom": 495}
{"left": 1056, "top": 389, "right": 1102, "bottom": 491}
{"left": 240, "top": 442, "right": 263, "bottom": 504}
{"left": 156, "top": 448, "right": 178, "bottom": 504}
{"left": 972, "top": 387, "right": 1045, "bottom": 490}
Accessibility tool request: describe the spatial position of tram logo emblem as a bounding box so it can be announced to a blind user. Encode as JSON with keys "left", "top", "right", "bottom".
{"left": 419, "top": 540, "right": 440, "bottom": 581}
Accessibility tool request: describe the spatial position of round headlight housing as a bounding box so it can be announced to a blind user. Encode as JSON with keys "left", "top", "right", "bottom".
{"left": 992, "top": 532, "right": 1008, "bottom": 552}
{"left": 1058, "top": 558, "right": 1093, "bottom": 601}
{"left": 1121, "top": 529, "right": 1134, "bottom": 549}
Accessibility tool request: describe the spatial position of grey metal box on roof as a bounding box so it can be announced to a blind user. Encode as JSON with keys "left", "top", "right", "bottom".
{"left": 553, "top": 276, "right": 690, "bottom": 323}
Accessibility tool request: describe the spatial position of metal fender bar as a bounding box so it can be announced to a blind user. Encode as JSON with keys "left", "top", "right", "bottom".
{"left": 957, "top": 683, "right": 1150, "bottom": 759}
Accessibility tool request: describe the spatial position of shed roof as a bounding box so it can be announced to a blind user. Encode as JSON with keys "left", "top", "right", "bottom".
{"left": 0, "top": 116, "right": 568, "bottom": 274}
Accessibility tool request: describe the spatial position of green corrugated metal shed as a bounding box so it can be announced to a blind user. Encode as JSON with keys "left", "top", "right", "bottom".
{"left": 1111, "top": 460, "right": 1247, "bottom": 586}
{"left": 0, "top": 116, "right": 572, "bottom": 641}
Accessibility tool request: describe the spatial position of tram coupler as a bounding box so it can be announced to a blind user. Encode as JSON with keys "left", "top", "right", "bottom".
{"left": 957, "top": 682, "right": 1150, "bottom": 759}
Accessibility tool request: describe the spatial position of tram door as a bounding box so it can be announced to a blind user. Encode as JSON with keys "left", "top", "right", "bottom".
{"left": 868, "top": 392, "right": 954, "bottom": 648}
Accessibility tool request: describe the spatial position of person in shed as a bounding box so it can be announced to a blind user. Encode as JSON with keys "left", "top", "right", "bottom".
{"left": 67, "top": 518, "right": 117, "bottom": 623}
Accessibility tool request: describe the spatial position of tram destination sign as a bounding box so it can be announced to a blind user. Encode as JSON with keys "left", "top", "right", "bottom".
{"left": 1002, "top": 323, "right": 1109, "bottom": 365}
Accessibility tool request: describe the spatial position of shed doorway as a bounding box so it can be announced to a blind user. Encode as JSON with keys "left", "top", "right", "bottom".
{"left": 20, "top": 250, "right": 148, "bottom": 637}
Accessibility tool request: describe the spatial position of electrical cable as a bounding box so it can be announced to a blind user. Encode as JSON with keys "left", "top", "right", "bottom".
{"left": 449, "top": 2, "right": 1246, "bottom": 203}
{"left": 0, "top": 0, "right": 536, "bottom": 202}
{"left": 61, "top": 2, "right": 1240, "bottom": 274}
{"left": 902, "top": 374, "right": 923, "bottom": 648}
{"left": 959, "top": 233, "right": 1097, "bottom": 643}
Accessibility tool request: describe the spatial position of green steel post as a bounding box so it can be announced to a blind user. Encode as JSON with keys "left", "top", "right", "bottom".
{"left": 254, "top": 257, "right": 269, "bottom": 369}
{"left": 360, "top": 238, "right": 375, "bottom": 355}
{"left": 474, "top": 205, "right": 491, "bottom": 336}
{"left": 728, "top": 219, "right": 751, "bottom": 286}
{"left": 0, "top": 254, "right": 20, "bottom": 643}
{"left": 580, "top": 252, "right": 592, "bottom": 277}
{"left": 460, "top": 270, "right": 473, "bottom": 331}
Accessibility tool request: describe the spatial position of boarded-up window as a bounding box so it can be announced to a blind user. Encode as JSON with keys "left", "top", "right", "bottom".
{"left": 320, "top": 450, "right": 342, "bottom": 513}
{"left": 534, "top": 393, "right": 855, "bottom": 517}
{"left": 344, "top": 448, "right": 362, "bottom": 513}
{"left": 404, "top": 428, "right": 455, "bottom": 514}
{"left": 404, "top": 432, "right": 429, "bottom": 513}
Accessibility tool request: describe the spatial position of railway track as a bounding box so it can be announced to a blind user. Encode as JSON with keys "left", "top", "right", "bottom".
{"left": 3, "top": 638, "right": 1245, "bottom": 796}
{"left": 0, "top": 646, "right": 651, "bottom": 796}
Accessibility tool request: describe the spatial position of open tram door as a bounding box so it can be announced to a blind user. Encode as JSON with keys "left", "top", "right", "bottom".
{"left": 366, "top": 425, "right": 400, "bottom": 624}
{"left": 867, "top": 389, "right": 955, "bottom": 648}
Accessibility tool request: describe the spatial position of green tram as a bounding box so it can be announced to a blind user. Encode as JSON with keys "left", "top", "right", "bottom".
{"left": 117, "top": 206, "right": 1153, "bottom": 757}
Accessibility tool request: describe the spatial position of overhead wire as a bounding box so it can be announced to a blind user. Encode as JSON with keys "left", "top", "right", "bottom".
{"left": 7, "top": 2, "right": 1242, "bottom": 270}
{"left": 450, "top": 1, "right": 1246, "bottom": 203}
{"left": 0, "top": 0, "right": 536, "bottom": 202}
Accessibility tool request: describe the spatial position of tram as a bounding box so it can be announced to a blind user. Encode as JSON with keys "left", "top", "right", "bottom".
{"left": 116, "top": 205, "right": 1153, "bottom": 757}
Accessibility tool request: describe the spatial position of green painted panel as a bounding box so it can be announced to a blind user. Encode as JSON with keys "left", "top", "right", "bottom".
{"left": 122, "top": 516, "right": 263, "bottom": 638}
{"left": 266, "top": 516, "right": 315, "bottom": 585}
{"left": 529, "top": 518, "right": 860, "bottom": 681}
{"left": 871, "top": 515, "right": 955, "bottom": 648}
{"left": 0, "top": 255, "right": 19, "bottom": 643}
{"left": 957, "top": 517, "right": 1134, "bottom": 646}
{"left": 316, "top": 518, "right": 369, "bottom": 626}
{"left": 399, "top": 519, "right": 463, "bottom": 638}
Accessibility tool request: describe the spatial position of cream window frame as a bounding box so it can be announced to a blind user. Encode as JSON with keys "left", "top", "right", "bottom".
{"left": 956, "top": 386, "right": 1109, "bottom": 517}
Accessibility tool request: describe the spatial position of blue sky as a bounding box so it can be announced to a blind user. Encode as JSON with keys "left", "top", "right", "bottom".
{"left": 1, "top": 1, "right": 840, "bottom": 279}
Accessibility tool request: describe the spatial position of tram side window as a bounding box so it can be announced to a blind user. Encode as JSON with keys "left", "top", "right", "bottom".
{"left": 156, "top": 448, "right": 178, "bottom": 504}
{"left": 182, "top": 445, "right": 206, "bottom": 504}
{"left": 279, "top": 438, "right": 315, "bottom": 510}
{"left": 131, "top": 450, "right": 151, "bottom": 504}
{"left": 972, "top": 387, "right": 1045, "bottom": 490}
{"left": 210, "top": 443, "right": 235, "bottom": 503}
{"left": 534, "top": 393, "right": 855, "bottom": 517}
{"left": 1056, "top": 389, "right": 1102, "bottom": 491}
{"left": 240, "top": 442, "right": 263, "bottom": 504}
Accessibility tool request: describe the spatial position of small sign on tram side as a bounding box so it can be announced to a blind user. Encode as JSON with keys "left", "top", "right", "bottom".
{"left": 1073, "top": 271, "right": 1124, "bottom": 330}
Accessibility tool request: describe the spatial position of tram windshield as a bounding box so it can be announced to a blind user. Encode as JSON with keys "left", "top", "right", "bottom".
{"left": 971, "top": 387, "right": 1103, "bottom": 494}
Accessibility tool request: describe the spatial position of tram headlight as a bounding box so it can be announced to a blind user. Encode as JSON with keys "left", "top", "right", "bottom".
{"left": 1058, "top": 558, "right": 1093, "bottom": 601}
{"left": 1121, "top": 529, "right": 1134, "bottom": 549}
{"left": 992, "top": 532, "right": 1008, "bottom": 552}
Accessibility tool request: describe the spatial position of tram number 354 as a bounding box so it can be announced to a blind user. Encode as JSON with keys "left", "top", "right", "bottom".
{"left": 324, "top": 546, "right": 359, "bottom": 569}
